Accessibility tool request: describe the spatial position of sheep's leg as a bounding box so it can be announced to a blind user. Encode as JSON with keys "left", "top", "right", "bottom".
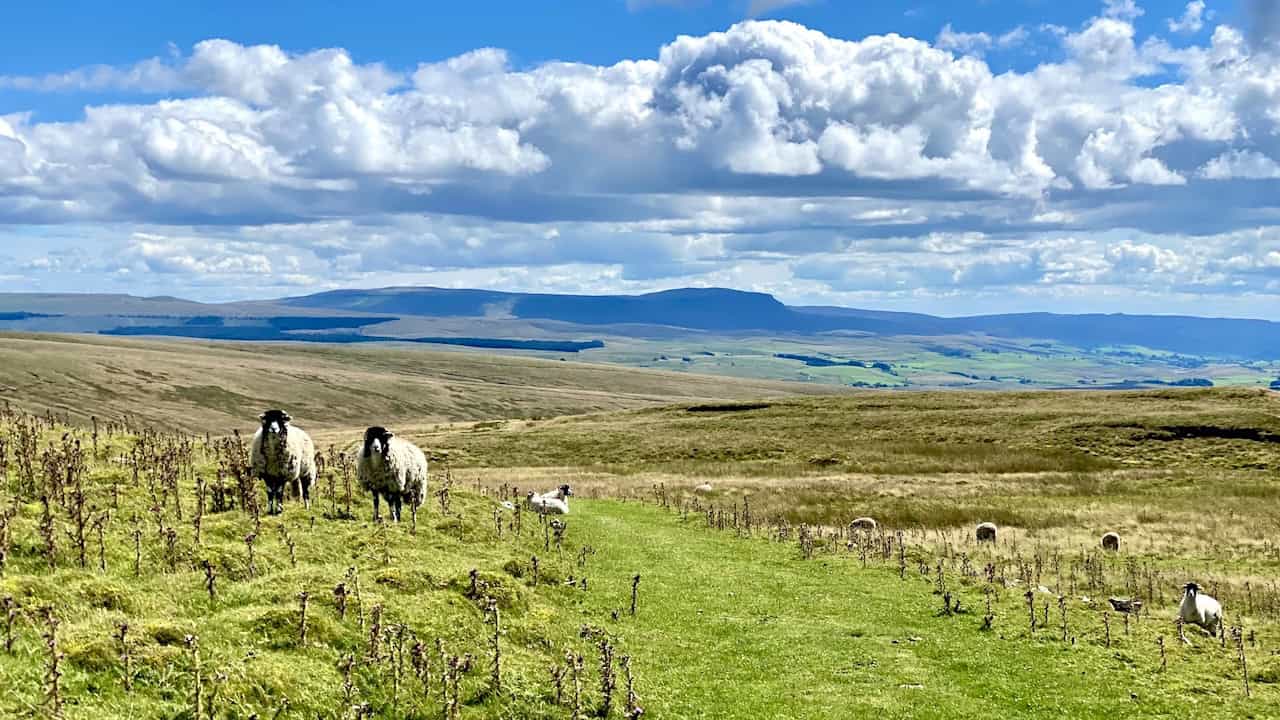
{"left": 301, "top": 477, "right": 312, "bottom": 511}
{"left": 392, "top": 495, "right": 403, "bottom": 523}
{"left": 372, "top": 493, "right": 381, "bottom": 522}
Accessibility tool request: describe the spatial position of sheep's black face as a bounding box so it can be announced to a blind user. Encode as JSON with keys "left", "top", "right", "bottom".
{"left": 1184, "top": 582, "right": 1200, "bottom": 596}
{"left": 560, "top": 484, "right": 573, "bottom": 497}
{"left": 260, "top": 410, "right": 291, "bottom": 436}
{"left": 363, "top": 426, "right": 394, "bottom": 457}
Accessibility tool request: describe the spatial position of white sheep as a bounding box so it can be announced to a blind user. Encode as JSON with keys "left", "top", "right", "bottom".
{"left": 976, "top": 522, "right": 997, "bottom": 543}
{"left": 1101, "top": 532, "right": 1120, "bottom": 551}
{"left": 693, "top": 483, "right": 714, "bottom": 495}
{"left": 851, "top": 517, "right": 877, "bottom": 531}
{"left": 250, "top": 410, "right": 316, "bottom": 515}
{"left": 1178, "top": 582, "right": 1222, "bottom": 636}
{"left": 357, "top": 426, "right": 429, "bottom": 523}
{"left": 528, "top": 484, "right": 573, "bottom": 515}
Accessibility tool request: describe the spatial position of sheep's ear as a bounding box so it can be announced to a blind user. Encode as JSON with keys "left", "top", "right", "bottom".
{"left": 258, "top": 413, "right": 267, "bottom": 423}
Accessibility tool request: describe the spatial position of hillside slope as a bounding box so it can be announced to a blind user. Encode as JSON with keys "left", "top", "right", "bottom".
{"left": 0, "top": 333, "right": 840, "bottom": 433}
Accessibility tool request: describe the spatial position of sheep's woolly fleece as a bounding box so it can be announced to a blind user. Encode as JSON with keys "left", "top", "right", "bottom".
{"left": 357, "top": 435, "right": 429, "bottom": 500}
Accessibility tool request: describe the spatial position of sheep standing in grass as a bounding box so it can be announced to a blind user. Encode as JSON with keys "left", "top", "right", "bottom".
{"left": 1179, "top": 582, "right": 1222, "bottom": 636}
{"left": 529, "top": 484, "right": 573, "bottom": 515}
{"left": 851, "top": 517, "right": 877, "bottom": 531}
{"left": 357, "top": 427, "right": 428, "bottom": 523}
{"left": 1101, "top": 532, "right": 1120, "bottom": 552}
{"left": 975, "top": 522, "right": 997, "bottom": 543}
{"left": 250, "top": 410, "right": 316, "bottom": 515}
{"left": 693, "top": 483, "right": 714, "bottom": 495}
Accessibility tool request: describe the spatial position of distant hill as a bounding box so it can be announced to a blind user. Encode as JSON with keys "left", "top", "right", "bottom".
{"left": 2, "top": 287, "right": 1280, "bottom": 360}
{"left": 283, "top": 287, "right": 811, "bottom": 332}
{"left": 283, "top": 286, "right": 1280, "bottom": 360}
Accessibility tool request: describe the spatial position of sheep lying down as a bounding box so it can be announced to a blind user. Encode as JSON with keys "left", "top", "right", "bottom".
{"left": 528, "top": 484, "right": 573, "bottom": 515}
{"left": 357, "top": 426, "right": 429, "bottom": 522}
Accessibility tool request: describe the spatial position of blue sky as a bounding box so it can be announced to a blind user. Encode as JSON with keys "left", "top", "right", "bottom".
{"left": 3, "top": 0, "right": 1280, "bottom": 318}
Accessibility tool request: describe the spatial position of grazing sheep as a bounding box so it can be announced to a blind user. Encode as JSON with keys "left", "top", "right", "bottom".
{"left": 1101, "top": 532, "right": 1120, "bottom": 552}
{"left": 1178, "top": 582, "right": 1223, "bottom": 636}
{"left": 975, "top": 522, "right": 997, "bottom": 543}
{"left": 357, "top": 427, "right": 429, "bottom": 523}
{"left": 693, "top": 483, "right": 714, "bottom": 495}
{"left": 250, "top": 410, "right": 316, "bottom": 516}
{"left": 851, "top": 517, "right": 878, "bottom": 531}
{"left": 529, "top": 484, "right": 573, "bottom": 515}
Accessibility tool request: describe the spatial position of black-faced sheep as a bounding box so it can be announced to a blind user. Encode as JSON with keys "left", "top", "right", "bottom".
{"left": 356, "top": 427, "right": 428, "bottom": 523}
{"left": 975, "top": 522, "right": 997, "bottom": 543}
{"left": 1101, "top": 532, "right": 1120, "bottom": 551}
{"left": 1178, "top": 582, "right": 1222, "bottom": 636}
{"left": 529, "top": 484, "right": 573, "bottom": 515}
{"left": 250, "top": 410, "right": 316, "bottom": 515}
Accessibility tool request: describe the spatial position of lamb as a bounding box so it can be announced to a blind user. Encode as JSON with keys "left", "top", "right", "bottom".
{"left": 528, "top": 484, "right": 573, "bottom": 515}
{"left": 1178, "top": 582, "right": 1223, "bottom": 636}
{"left": 356, "top": 426, "right": 429, "bottom": 523}
{"left": 975, "top": 522, "right": 997, "bottom": 543}
{"left": 250, "top": 410, "right": 317, "bottom": 515}
{"left": 1101, "top": 532, "right": 1120, "bottom": 552}
{"left": 851, "top": 517, "right": 878, "bottom": 531}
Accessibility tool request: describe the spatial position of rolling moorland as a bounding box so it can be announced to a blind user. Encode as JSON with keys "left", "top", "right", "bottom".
{"left": 2, "top": 288, "right": 1279, "bottom": 391}
{"left": 0, "top": 339, "right": 1277, "bottom": 718}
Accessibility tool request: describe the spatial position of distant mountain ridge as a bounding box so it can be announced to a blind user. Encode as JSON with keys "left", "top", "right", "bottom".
{"left": 1, "top": 286, "right": 1279, "bottom": 360}
{"left": 280, "top": 286, "right": 1280, "bottom": 360}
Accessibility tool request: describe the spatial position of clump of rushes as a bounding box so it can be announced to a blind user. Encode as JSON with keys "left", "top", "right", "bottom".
{"left": 1233, "top": 626, "right": 1250, "bottom": 698}
{"left": 622, "top": 655, "right": 642, "bottom": 719}
{"left": 550, "top": 662, "right": 566, "bottom": 706}
{"left": 410, "top": 638, "right": 430, "bottom": 699}
{"left": 185, "top": 635, "right": 203, "bottom": 720}
{"left": 92, "top": 511, "right": 109, "bottom": 573}
{"left": 598, "top": 638, "right": 617, "bottom": 717}
{"left": 132, "top": 517, "right": 143, "bottom": 577}
{"left": 279, "top": 524, "right": 298, "bottom": 568}
{"left": 3, "top": 596, "right": 17, "bottom": 653}
{"left": 41, "top": 607, "right": 64, "bottom": 720}
{"left": 244, "top": 532, "right": 258, "bottom": 578}
{"left": 203, "top": 559, "right": 217, "bottom": 601}
{"left": 570, "top": 651, "right": 585, "bottom": 720}
{"left": 366, "top": 604, "right": 384, "bottom": 662}
{"left": 487, "top": 598, "right": 502, "bottom": 695}
{"left": 297, "top": 591, "right": 310, "bottom": 646}
{"left": 339, "top": 654, "right": 358, "bottom": 708}
{"left": 117, "top": 622, "right": 134, "bottom": 692}
{"left": 39, "top": 493, "right": 57, "bottom": 569}
{"left": 334, "top": 582, "right": 348, "bottom": 621}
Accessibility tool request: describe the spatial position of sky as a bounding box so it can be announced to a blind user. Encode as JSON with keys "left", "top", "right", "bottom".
{"left": 3, "top": 0, "right": 1280, "bottom": 318}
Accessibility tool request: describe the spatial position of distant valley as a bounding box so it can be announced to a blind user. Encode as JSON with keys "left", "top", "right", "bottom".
{"left": 1, "top": 286, "right": 1278, "bottom": 391}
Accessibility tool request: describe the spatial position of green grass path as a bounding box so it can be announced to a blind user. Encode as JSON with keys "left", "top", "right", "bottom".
{"left": 572, "top": 500, "right": 1270, "bottom": 719}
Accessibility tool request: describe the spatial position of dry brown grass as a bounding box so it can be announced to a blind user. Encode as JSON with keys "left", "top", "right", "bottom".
{"left": 0, "top": 333, "right": 841, "bottom": 433}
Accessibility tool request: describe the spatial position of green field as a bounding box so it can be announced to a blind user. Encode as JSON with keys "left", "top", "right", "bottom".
{"left": 1, "top": 346, "right": 1278, "bottom": 718}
